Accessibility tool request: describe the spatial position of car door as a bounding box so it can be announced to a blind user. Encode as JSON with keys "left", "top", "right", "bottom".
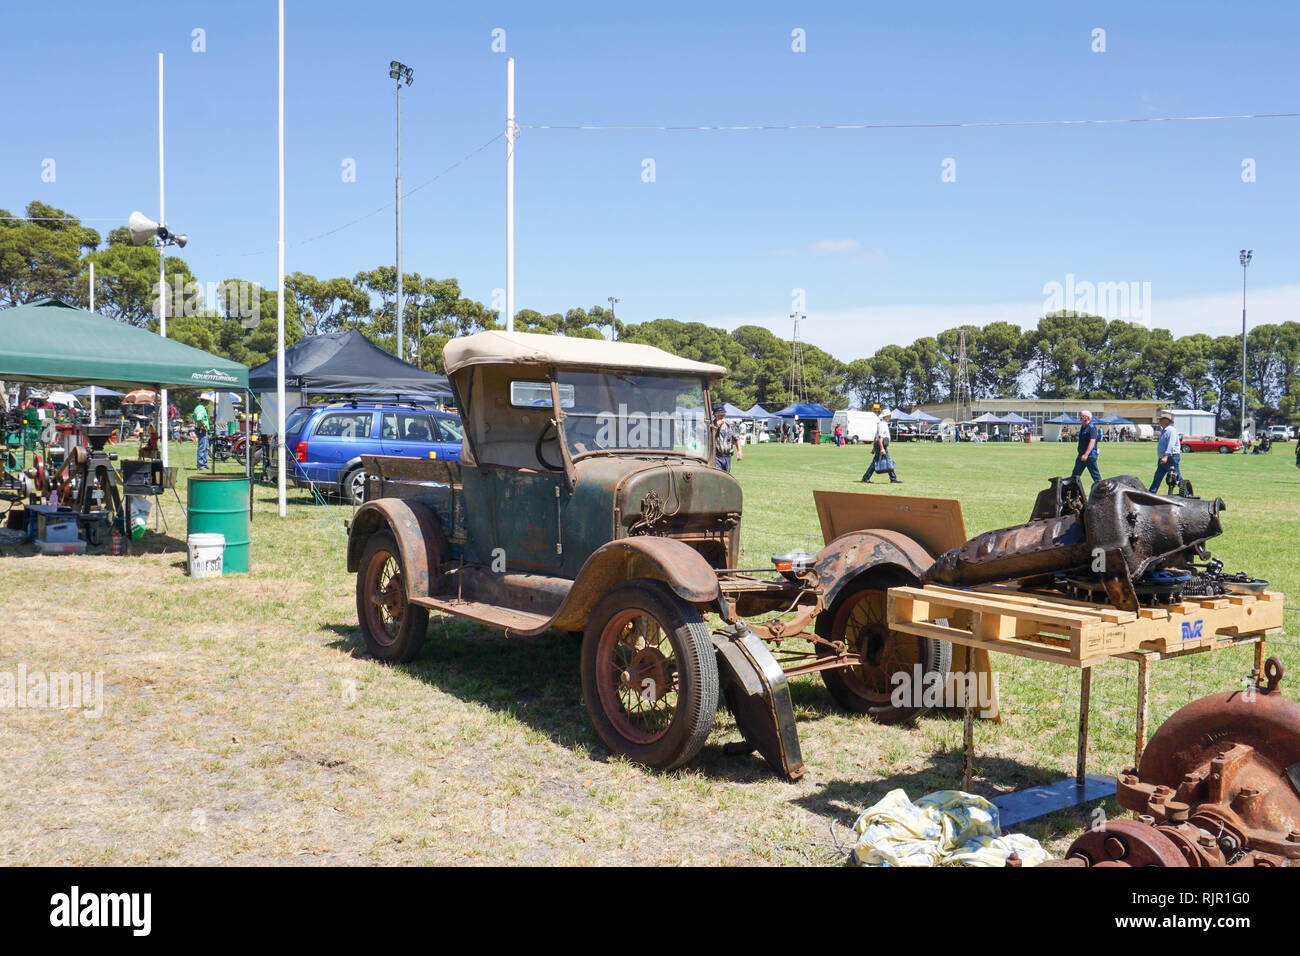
{"left": 379, "top": 410, "right": 439, "bottom": 460}
{"left": 430, "top": 414, "right": 463, "bottom": 461}
{"left": 307, "top": 410, "right": 376, "bottom": 483}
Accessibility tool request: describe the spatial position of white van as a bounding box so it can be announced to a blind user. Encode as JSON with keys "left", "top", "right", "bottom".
{"left": 832, "top": 409, "right": 881, "bottom": 444}
{"left": 47, "top": 391, "right": 86, "bottom": 415}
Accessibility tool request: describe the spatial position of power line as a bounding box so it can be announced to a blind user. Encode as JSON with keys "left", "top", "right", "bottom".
{"left": 521, "top": 111, "right": 1300, "bottom": 132}
{"left": 1, "top": 132, "right": 504, "bottom": 258}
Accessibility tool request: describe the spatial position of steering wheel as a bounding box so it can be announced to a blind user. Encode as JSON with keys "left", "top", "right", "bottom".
{"left": 535, "top": 420, "right": 564, "bottom": 471}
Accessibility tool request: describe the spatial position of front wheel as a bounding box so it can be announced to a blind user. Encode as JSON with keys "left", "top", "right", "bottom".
{"left": 1219, "top": 445, "right": 1232, "bottom": 454}
{"left": 580, "top": 580, "right": 718, "bottom": 771}
{"left": 355, "top": 530, "right": 429, "bottom": 662}
{"left": 815, "top": 575, "right": 951, "bottom": 725}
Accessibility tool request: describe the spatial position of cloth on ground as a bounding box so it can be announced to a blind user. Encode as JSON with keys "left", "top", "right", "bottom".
{"left": 844, "top": 788, "right": 1052, "bottom": 867}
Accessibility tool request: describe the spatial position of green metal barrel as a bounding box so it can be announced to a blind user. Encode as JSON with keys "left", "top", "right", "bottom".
{"left": 187, "top": 475, "right": 251, "bottom": 573}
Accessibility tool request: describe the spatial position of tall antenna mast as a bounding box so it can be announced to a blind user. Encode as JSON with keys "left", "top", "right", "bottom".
{"left": 955, "top": 328, "right": 972, "bottom": 424}
{"left": 788, "top": 311, "right": 808, "bottom": 404}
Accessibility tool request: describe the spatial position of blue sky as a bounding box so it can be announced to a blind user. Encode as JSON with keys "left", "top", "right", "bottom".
{"left": 2, "top": 0, "right": 1296, "bottom": 358}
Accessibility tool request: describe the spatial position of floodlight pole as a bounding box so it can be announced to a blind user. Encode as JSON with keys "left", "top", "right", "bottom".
{"left": 158, "top": 51, "right": 169, "bottom": 472}
{"left": 1239, "top": 249, "right": 1252, "bottom": 441}
{"left": 506, "top": 56, "right": 515, "bottom": 331}
{"left": 395, "top": 71, "right": 405, "bottom": 361}
{"left": 276, "top": 0, "right": 287, "bottom": 517}
{"left": 608, "top": 296, "right": 619, "bottom": 341}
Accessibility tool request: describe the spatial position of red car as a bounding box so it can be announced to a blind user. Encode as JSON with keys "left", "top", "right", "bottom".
{"left": 1181, "top": 435, "right": 1240, "bottom": 454}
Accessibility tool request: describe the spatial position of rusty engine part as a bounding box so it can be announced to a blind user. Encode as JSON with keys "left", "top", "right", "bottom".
{"left": 1042, "top": 658, "right": 1300, "bottom": 867}
{"left": 925, "top": 476, "right": 1225, "bottom": 611}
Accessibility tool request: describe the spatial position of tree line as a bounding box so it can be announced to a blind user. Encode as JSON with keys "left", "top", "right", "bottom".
{"left": 3, "top": 200, "right": 1297, "bottom": 429}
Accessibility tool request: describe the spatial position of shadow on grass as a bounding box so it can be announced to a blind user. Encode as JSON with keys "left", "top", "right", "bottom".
{"left": 321, "top": 615, "right": 1077, "bottom": 791}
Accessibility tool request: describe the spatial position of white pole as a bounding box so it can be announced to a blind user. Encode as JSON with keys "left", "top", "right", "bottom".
{"left": 276, "top": 0, "right": 287, "bottom": 517}
{"left": 89, "top": 261, "right": 96, "bottom": 425}
{"left": 157, "top": 51, "right": 169, "bottom": 471}
{"left": 505, "top": 56, "right": 515, "bottom": 332}
{"left": 395, "top": 78, "right": 404, "bottom": 361}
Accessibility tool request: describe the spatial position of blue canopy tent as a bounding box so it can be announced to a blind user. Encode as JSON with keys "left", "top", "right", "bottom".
{"left": 745, "top": 404, "right": 776, "bottom": 418}
{"left": 773, "top": 402, "right": 834, "bottom": 443}
{"left": 1044, "top": 413, "right": 1081, "bottom": 442}
{"left": 721, "top": 402, "right": 750, "bottom": 419}
{"left": 1000, "top": 412, "right": 1031, "bottom": 424}
{"left": 70, "top": 385, "right": 125, "bottom": 425}
{"left": 774, "top": 402, "right": 834, "bottom": 418}
{"left": 910, "top": 410, "right": 942, "bottom": 423}
{"left": 890, "top": 408, "right": 916, "bottom": 422}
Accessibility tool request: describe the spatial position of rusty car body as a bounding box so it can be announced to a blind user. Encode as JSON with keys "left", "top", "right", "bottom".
{"left": 345, "top": 331, "right": 952, "bottom": 779}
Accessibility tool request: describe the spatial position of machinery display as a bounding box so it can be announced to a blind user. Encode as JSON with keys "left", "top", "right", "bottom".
{"left": 346, "top": 332, "right": 1287, "bottom": 798}
{"left": 925, "top": 475, "right": 1263, "bottom": 612}
{"left": 1042, "top": 658, "right": 1300, "bottom": 867}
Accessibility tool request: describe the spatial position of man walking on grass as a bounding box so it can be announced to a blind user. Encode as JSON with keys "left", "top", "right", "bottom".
{"left": 1070, "top": 409, "right": 1101, "bottom": 484}
{"left": 862, "top": 410, "right": 901, "bottom": 483}
{"left": 1149, "top": 410, "right": 1182, "bottom": 492}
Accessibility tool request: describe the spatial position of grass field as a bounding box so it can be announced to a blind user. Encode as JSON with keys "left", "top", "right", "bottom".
{"left": 1, "top": 437, "right": 1297, "bottom": 865}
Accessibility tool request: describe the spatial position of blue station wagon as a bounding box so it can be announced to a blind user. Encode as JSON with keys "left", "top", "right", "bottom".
{"left": 285, "top": 401, "right": 463, "bottom": 504}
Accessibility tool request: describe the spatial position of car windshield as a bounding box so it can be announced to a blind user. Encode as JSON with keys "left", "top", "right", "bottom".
{"left": 555, "top": 370, "right": 710, "bottom": 461}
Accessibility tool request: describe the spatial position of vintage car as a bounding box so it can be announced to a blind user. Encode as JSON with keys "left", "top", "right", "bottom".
{"left": 345, "top": 331, "right": 950, "bottom": 779}
{"left": 1181, "top": 435, "right": 1240, "bottom": 454}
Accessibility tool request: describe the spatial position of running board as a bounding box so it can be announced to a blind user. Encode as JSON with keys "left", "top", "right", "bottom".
{"left": 410, "top": 596, "right": 553, "bottom": 635}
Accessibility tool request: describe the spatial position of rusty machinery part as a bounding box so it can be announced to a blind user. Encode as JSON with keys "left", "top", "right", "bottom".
{"left": 1043, "top": 658, "right": 1300, "bottom": 868}
{"left": 927, "top": 475, "right": 1225, "bottom": 612}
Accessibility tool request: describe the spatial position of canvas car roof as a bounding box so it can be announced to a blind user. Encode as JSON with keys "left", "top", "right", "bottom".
{"left": 443, "top": 330, "right": 727, "bottom": 378}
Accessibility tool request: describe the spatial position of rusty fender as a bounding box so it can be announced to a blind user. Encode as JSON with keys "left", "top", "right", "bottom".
{"left": 550, "top": 536, "right": 721, "bottom": 632}
{"left": 346, "top": 498, "right": 449, "bottom": 599}
{"left": 815, "top": 529, "right": 935, "bottom": 609}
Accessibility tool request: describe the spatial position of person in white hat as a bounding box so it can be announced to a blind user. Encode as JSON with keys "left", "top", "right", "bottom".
{"left": 862, "top": 409, "right": 901, "bottom": 483}
{"left": 1149, "top": 409, "right": 1182, "bottom": 492}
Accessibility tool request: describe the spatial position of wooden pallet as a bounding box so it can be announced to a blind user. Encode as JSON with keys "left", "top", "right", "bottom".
{"left": 888, "top": 584, "right": 1284, "bottom": 668}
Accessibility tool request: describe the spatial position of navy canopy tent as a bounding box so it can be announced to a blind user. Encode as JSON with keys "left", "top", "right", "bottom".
{"left": 746, "top": 404, "right": 775, "bottom": 418}
{"left": 910, "top": 410, "right": 942, "bottom": 423}
{"left": 249, "top": 330, "right": 451, "bottom": 397}
{"left": 1000, "top": 412, "right": 1031, "bottom": 425}
{"left": 1046, "top": 413, "right": 1081, "bottom": 425}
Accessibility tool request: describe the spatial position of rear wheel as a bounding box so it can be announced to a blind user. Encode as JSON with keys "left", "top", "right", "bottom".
{"left": 342, "top": 466, "right": 368, "bottom": 505}
{"left": 581, "top": 580, "right": 718, "bottom": 771}
{"left": 815, "top": 573, "right": 950, "bottom": 725}
{"left": 356, "top": 530, "right": 429, "bottom": 662}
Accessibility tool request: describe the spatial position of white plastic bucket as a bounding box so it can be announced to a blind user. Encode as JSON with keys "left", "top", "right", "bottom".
{"left": 188, "top": 532, "right": 225, "bottom": 578}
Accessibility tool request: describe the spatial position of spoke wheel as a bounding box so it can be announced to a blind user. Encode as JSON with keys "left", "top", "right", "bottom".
{"left": 581, "top": 580, "right": 718, "bottom": 771}
{"left": 355, "top": 530, "right": 429, "bottom": 662}
{"left": 815, "top": 574, "right": 950, "bottom": 724}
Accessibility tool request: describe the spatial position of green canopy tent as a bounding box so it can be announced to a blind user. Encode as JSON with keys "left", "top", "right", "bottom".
{"left": 0, "top": 299, "right": 247, "bottom": 390}
{"left": 1, "top": 298, "right": 251, "bottom": 510}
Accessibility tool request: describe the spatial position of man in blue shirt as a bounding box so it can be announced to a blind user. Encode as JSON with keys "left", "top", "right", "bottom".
{"left": 1149, "top": 409, "right": 1182, "bottom": 492}
{"left": 1070, "top": 409, "right": 1101, "bottom": 483}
